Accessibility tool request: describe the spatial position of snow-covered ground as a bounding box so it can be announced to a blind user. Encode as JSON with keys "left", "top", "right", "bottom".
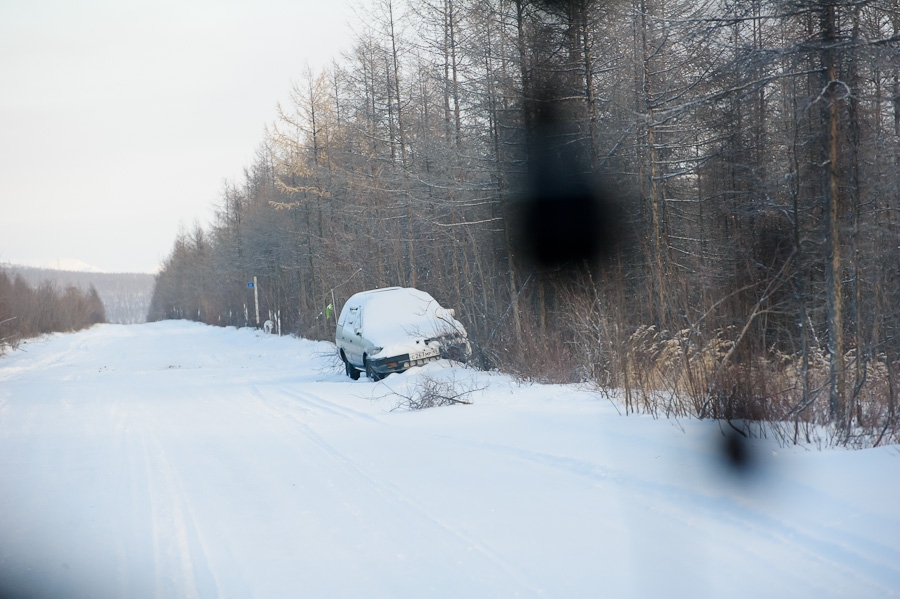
{"left": 0, "top": 321, "right": 897, "bottom": 598}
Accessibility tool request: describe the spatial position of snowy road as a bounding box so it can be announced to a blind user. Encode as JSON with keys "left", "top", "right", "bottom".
{"left": 0, "top": 322, "right": 898, "bottom": 598}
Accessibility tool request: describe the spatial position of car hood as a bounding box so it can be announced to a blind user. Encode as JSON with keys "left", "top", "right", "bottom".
{"left": 360, "top": 291, "right": 467, "bottom": 351}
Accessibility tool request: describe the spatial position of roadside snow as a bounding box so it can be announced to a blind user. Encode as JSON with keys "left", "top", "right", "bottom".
{"left": 0, "top": 321, "right": 897, "bottom": 598}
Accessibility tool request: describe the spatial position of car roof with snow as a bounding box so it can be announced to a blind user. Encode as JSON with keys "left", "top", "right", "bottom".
{"left": 340, "top": 287, "right": 460, "bottom": 344}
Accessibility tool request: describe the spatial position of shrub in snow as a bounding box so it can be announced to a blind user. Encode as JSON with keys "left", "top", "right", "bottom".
{"left": 391, "top": 374, "right": 481, "bottom": 411}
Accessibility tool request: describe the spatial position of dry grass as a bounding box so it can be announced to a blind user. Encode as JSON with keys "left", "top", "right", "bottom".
{"left": 614, "top": 325, "right": 899, "bottom": 447}
{"left": 542, "top": 281, "right": 898, "bottom": 446}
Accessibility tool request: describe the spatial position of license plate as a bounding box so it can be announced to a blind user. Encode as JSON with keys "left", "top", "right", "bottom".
{"left": 409, "top": 347, "right": 439, "bottom": 361}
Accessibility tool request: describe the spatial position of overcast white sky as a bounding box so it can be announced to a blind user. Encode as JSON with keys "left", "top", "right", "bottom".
{"left": 0, "top": 0, "right": 357, "bottom": 273}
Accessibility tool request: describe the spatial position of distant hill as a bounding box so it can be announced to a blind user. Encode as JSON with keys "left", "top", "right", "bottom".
{"left": 2, "top": 265, "right": 155, "bottom": 324}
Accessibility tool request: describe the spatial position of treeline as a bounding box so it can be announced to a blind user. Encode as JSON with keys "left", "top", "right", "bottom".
{"left": 0, "top": 270, "right": 106, "bottom": 353}
{"left": 6, "top": 266, "right": 156, "bottom": 324}
{"left": 149, "top": 0, "right": 900, "bottom": 445}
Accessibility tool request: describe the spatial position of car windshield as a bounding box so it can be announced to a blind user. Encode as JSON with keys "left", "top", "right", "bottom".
{"left": 361, "top": 289, "right": 453, "bottom": 345}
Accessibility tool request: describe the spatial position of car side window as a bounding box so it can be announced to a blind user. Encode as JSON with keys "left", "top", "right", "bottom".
{"left": 345, "top": 306, "right": 359, "bottom": 329}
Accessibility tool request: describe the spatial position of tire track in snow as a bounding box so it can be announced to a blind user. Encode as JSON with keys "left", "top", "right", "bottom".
{"left": 243, "top": 386, "right": 548, "bottom": 597}
{"left": 467, "top": 439, "right": 900, "bottom": 595}
{"left": 136, "top": 405, "right": 219, "bottom": 599}
{"left": 268, "top": 383, "right": 387, "bottom": 425}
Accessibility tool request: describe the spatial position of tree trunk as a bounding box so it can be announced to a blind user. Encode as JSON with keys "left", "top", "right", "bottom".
{"left": 821, "top": 2, "right": 845, "bottom": 422}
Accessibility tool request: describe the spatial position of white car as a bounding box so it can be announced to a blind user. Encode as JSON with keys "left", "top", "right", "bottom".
{"left": 335, "top": 287, "right": 471, "bottom": 381}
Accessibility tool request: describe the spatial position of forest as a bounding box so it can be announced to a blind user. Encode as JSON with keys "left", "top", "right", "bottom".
{"left": 0, "top": 270, "right": 106, "bottom": 353}
{"left": 7, "top": 266, "right": 155, "bottom": 324}
{"left": 148, "top": 0, "right": 900, "bottom": 446}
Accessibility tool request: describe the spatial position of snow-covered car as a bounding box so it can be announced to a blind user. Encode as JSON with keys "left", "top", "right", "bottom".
{"left": 336, "top": 287, "right": 471, "bottom": 381}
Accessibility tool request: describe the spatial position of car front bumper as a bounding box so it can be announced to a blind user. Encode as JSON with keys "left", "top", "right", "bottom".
{"left": 369, "top": 352, "right": 442, "bottom": 375}
{"left": 369, "top": 338, "right": 470, "bottom": 375}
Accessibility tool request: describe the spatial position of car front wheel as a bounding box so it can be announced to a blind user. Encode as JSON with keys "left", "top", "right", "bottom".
{"left": 364, "top": 356, "right": 383, "bottom": 382}
{"left": 346, "top": 361, "right": 360, "bottom": 380}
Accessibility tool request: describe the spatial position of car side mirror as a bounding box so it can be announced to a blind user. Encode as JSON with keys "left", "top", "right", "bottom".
{"left": 355, "top": 328, "right": 362, "bottom": 336}
{"left": 447, "top": 308, "right": 456, "bottom": 318}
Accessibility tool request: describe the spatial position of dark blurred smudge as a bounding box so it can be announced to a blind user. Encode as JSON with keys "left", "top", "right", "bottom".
{"left": 719, "top": 425, "right": 763, "bottom": 483}
{"left": 512, "top": 95, "right": 627, "bottom": 274}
